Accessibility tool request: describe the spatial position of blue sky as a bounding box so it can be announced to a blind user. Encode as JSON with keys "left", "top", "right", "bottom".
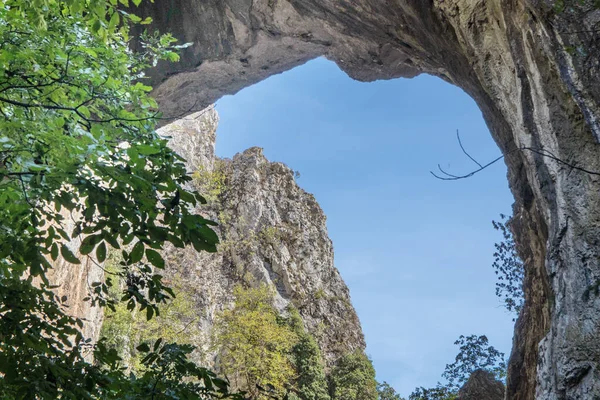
{"left": 214, "top": 57, "right": 515, "bottom": 397}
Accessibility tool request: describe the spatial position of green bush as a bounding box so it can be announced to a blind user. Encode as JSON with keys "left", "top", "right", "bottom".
{"left": 212, "top": 285, "right": 298, "bottom": 399}
{"left": 329, "top": 350, "right": 378, "bottom": 400}
{"left": 287, "top": 308, "right": 330, "bottom": 400}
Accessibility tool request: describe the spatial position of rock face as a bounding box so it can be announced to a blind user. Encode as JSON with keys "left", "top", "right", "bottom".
{"left": 158, "top": 106, "right": 365, "bottom": 365}
{"left": 129, "top": 1, "right": 600, "bottom": 398}
{"left": 457, "top": 370, "right": 505, "bottom": 400}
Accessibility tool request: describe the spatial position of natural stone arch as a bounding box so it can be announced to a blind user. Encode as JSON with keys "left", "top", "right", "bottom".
{"left": 130, "top": 1, "right": 600, "bottom": 399}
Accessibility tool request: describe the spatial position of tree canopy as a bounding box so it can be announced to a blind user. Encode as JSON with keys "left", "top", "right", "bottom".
{"left": 0, "top": 0, "right": 238, "bottom": 398}
{"left": 212, "top": 285, "right": 299, "bottom": 399}
{"left": 329, "top": 350, "right": 378, "bottom": 400}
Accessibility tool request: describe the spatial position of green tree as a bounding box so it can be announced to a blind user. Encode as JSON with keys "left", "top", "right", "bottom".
{"left": 407, "top": 334, "right": 505, "bottom": 399}
{"left": 442, "top": 335, "right": 506, "bottom": 390}
{"left": 408, "top": 386, "right": 456, "bottom": 400}
{"left": 212, "top": 285, "right": 299, "bottom": 399}
{"left": 100, "top": 253, "right": 204, "bottom": 372}
{"left": 0, "top": 0, "right": 238, "bottom": 398}
{"left": 377, "top": 381, "right": 405, "bottom": 400}
{"left": 286, "top": 308, "right": 330, "bottom": 400}
{"left": 329, "top": 350, "right": 378, "bottom": 400}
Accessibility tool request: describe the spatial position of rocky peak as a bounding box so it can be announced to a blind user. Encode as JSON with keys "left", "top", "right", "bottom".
{"left": 159, "top": 106, "right": 365, "bottom": 366}
{"left": 457, "top": 370, "right": 505, "bottom": 400}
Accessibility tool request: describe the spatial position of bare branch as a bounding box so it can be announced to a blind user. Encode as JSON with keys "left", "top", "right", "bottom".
{"left": 432, "top": 131, "right": 600, "bottom": 181}
{"left": 522, "top": 146, "right": 600, "bottom": 177}
{"left": 431, "top": 155, "right": 505, "bottom": 181}
{"left": 456, "top": 130, "right": 483, "bottom": 168}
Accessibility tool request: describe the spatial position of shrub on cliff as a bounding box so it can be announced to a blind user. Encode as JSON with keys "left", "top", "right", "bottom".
{"left": 212, "top": 285, "right": 299, "bottom": 399}
{"left": 492, "top": 214, "right": 525, "bottom": 316}
{"left": 329, "top": 350, "right": 378, "bottom": 400}
{"left": 286, "top": 307, "right": 331, "bottom": 400}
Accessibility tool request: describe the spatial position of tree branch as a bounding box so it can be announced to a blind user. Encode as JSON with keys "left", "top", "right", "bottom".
{"left": 431, "top": 131, "right": 600, "bottom": 181}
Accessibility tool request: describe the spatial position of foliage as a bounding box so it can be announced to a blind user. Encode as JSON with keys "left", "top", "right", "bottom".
{"left": 408, "top": 385, "right": 456, "bottom": 400}
{"left": 94, "top": 339, "right": 239, "bottom": 400}
{"left": 553, "top": 0, "right": 600, "bottom": 13}
{"left": 442, "top": 335, "right": 506, "bottom": 390}
{"left": 212, "top": 285, "right": 299, "bottom": 399}
{"left": 0, "top": 0, "right": 236, "bottom": 398}
{"left": 492, "top": 214, "right": 524, "bottom": 316}
{"left": 286, "top": 308, "right": 331, "bottom": 400}
{"left": 192, "top": 161, "right": 228, "bottom": 204}
{"left": 329, "top": 351, "right": 378, "bottom": 400}
{"left": 377, "top": 381, "right": 405, "bottom": 400}
{"left": 407, "top": 334, "right": 506, "bottom": 399}
{"left": 100, "top": 252, "right": 203, "bottom": 372}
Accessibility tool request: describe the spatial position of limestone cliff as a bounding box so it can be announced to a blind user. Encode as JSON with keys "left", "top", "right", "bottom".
{"left": 128, "top": 1, "right": 600, "bottom": 398}
{"left": 157, "top": 106, "right": 365, "bottom": 366}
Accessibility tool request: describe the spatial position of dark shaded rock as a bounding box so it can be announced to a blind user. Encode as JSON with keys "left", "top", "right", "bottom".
{"left": 458, "top": 370, "right": 505, "bottom": 400}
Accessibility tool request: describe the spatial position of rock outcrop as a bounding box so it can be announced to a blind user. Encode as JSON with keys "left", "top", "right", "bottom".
{"left": 158, "top": 106, "right": 365, "bottom": 365}
{"left": 458, "top": 370, "right": 505, "bottom": 400}
{"left": 128, "top": 1, "right": 600, "bottom": 398}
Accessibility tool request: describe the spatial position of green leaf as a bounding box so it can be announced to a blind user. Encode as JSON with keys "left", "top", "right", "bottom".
{"left": 137, "top": 144, "right": 160, "bottom": 155}
{"left": 80, "top": 234, "right": 102, "bottom": 255}
{"left": 108, "top": 11, "right": 120, "bottom": 30}
{"left": 50, "top": 243, "right": 59, "bottom": 261}
{"left": 130, "top": 241, "right": 144, "bottom": 264}
{"left": 136, "top": 343, "right": 150, "bottom": 352}
{"left": 54, "top": 117, "right": 66, "bottom": 128}
{"left": 78, "top": 106, "right": 91, "bottom": 119}
{"left": 145, "top": 249, "right": 165, "bottom": 268}
{"left": 61, "top": 245, "right": 81, "bottom": 264}
{"left": 166, "top": 52, "right": 180, "bottom": 62}
{"left": 146, "top": 306, "right": 154, "bottom": 320}
{"left": 96, "top": 242, "right": 107, "bottom": 263}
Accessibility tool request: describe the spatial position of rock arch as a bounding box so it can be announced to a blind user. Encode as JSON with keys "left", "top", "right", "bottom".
{"left": 131, "top": 1, "right": 600, "bottom": 398}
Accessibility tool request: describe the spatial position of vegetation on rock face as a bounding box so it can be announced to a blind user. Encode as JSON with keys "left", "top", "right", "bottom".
{"left": 100, "top": 252, "right": 203, "bottom": 372}
{"left": 212, "top": 285, "right": 299, "bottom": 399}
{"left": 192, "top": 160, "right": 229, "bottom": 205}
{"left": 329, "top": 350, "right": 378, "bottom": 400}
{"left": 286, "top": 308, "right": 331, "bottom": 400}
{"left": 492, "top": 214, "right": 525, "bottom": 316}
{"left": 0, "top": 0, "right": 238, "bottom": 397}
{"left": 210, "top": 285, "right": 379, "bottom": 400}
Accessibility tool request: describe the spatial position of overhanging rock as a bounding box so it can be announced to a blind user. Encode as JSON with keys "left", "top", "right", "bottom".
{"left": 130, "top": 1, "right": 600, "bottom": 398}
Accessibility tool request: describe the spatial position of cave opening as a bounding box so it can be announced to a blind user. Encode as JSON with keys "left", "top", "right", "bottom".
{"left": 210, "top": 57, "right": 516, "bottom": 395}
